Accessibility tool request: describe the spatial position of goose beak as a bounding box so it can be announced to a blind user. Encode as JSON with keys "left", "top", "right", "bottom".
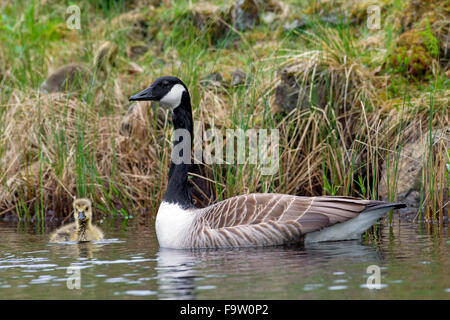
{"left": 129, "top": 86, "right": 156, "bottom": 101}
{"left": 78, "top": 211, "right": 86, "bottom": 221}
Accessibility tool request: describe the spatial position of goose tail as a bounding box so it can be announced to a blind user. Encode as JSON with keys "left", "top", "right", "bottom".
{"left": 362, "top": 201, "right": 406, "bottom": 213}
{"left": 304, "top": 200, "right": 406, "bottom": 243}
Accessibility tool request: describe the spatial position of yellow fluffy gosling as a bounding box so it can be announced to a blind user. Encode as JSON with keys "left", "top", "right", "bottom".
{"left": 49, "top": 199, "right": 104, "bottom": 243}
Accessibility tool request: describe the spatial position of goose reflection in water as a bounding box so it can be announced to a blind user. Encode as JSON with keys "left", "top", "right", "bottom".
{"left": 155, "top": 240, "right": 382, "bottom": 299}
{"left": 156, "top": 248, "right": 197, "bottom": 299}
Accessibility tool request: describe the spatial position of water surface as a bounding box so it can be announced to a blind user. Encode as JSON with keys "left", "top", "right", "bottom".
{"left": 0, "top": 216, "right": 448, "bottom": 299}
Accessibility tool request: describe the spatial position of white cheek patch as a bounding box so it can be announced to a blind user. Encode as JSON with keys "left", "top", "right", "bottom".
{"left": 160, "top": 84, "right": 186, "bottom": 109}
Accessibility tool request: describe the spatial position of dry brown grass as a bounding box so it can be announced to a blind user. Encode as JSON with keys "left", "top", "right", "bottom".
{"left": 0, "top": 0, "right": 447, "bottom": 222}
{"left": 0, "top": 91, "right": 172, "bottom": 217}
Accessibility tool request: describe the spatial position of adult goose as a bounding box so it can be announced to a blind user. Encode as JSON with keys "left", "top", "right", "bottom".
{"left": 129, "top": 76, "right": 405, "bottom": 249}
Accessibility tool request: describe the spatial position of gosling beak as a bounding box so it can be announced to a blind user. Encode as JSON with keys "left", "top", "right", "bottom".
{"left": 129, "top": 86, "right": 156, "bottom": 101}
{"left": 78, "top": 211, "right": 86, "bottom": 221}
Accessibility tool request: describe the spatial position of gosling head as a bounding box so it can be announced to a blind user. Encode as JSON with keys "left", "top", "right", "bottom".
{"left": 129, "top": 76, "right": 188, "bottom": 109}
{"left": 73, "top": 198, "right": 92, "bottom": 224}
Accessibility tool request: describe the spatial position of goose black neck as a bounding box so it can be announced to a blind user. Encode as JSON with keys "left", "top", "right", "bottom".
{"left": 163, "top": 90, "right": 194, "bottom": 208}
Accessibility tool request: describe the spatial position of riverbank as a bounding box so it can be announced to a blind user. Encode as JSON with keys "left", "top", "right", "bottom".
{"left": 0, "top": 0, "right": 448, "bottom": 222}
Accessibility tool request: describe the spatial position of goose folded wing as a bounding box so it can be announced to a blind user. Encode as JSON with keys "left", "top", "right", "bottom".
{"left": 200, "top": 193, "right": 377, "bottom": 235}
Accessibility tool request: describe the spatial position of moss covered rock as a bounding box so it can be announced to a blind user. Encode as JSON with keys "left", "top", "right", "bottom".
{"left": 111, "top": 11, "right": 151, "bottom": 42}
{"left": 187, "top": 2, "right": 231, "bottom": 44}
{"left": 390, "top": 29, "right": 436, "bottom": 78}
{"left": 394, "top": 0, "right": 449, "bottom": 73}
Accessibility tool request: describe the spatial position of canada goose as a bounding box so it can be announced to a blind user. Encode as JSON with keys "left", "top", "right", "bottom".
{"left": 41, "top": 41, "right": 118, "bottom": 94}
{"left": 129, "top": 76, "right": 405, "bottom": 249}
{"left": 41, "top": 63, "right": 92, "bottom": 94}
{"left": 49, "top": 198, "right": 104, "bottom": 243}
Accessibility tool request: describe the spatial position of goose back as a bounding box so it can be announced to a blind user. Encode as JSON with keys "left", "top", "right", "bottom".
{"left": 181, "top": 194, "right": 382, "bottom": 248}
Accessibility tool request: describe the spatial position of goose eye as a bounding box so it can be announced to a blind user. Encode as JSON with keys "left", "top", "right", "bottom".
{"left": 162, "top": 81, "right": 169, "bottom": 87}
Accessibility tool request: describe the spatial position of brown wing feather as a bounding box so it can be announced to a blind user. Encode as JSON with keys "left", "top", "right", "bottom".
{"left": 201, "top": 194, "right": 374, "bottom": 232}
{"left": 192, "top": 194, "right": 384, "bottom": 247}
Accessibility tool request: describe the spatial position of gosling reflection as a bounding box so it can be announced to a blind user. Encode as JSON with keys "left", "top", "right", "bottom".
{"left": 49, "top": 241, "right": 103, "bottom": 259}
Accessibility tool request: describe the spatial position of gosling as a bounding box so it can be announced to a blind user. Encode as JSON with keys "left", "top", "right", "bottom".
{"left": 49, "top": 199, "right": 104, "bottom": 243}
{"left": 41, "top": 41, "right": 118, "bottom": 93}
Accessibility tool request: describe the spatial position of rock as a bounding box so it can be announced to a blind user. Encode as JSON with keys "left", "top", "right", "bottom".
{"left": 398, "top": 190, "right": 422, "bottom": 217}
{"left": 260, "top": 0, "right": 289, "bottom": 25}
{"left": 393, "top": 0, "right": 449, "bottom": 74}
{"left": 274, "top": 83, "right": 300, "bottom": 114}
{"left": 390, "top": 29, "right": 436, "bottom": 78}
{"left": 378, "top": 138, "right": 424, "bottom": 199}
{"left": 378, "top": 127, "right": 449, "bottom": 218}
{"left": 232, "top": 0, "right": 259, "bottom": 31}
{"left": 111, "top": 11, "right": 150, "bottom": 41}
{"left": 273, "top": 68, "right": 310, "bottom": 113}
{"left": 262, "top": 0, "right": 286, "bottom": 14}
{"left": 189, "top": 2, "right": 230, "bottom": 43}
{"left": 274, "top": 49, "right": 367, "bottom": 115}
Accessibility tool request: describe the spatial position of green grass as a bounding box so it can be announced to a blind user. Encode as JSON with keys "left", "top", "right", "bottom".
{"left": 0, "top": 0, "right": 448, "bottom": 225}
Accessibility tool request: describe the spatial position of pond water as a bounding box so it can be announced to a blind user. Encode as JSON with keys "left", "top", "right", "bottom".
{"left": 0, "top": 215, "right": 448, "bottom": 299}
